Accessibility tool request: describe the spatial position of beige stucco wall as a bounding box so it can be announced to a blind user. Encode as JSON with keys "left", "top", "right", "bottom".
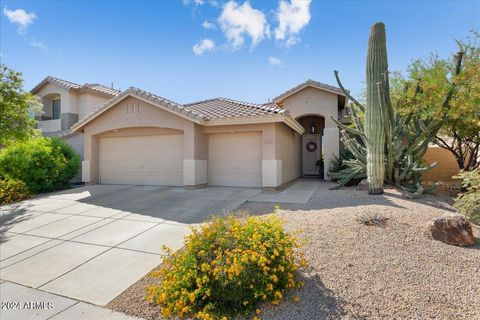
{"left": 77, "top": 92, "right": 112, "bottom": 120}
{"left": 79, "top": 96, "right": 303, "bottom": 188}
{"left": 82, "top": 96, "right": 196, "bottom": 184}
{"left": 35, "top": 83, "right": 112, "bottom": 123}
{"left": 276, "top": 123, "right": 302, "bottom": 183}
{"left": 422, "top": 146, "right": 460, "bottom": 182}
{"left": 279, "top": 86, "right": 339, "bottom": 128}
{"left": 36, "top": 84, "right": 71, "bottom": 114}
{"left": 279, "top": 86, "right": 340, "bottom": 179}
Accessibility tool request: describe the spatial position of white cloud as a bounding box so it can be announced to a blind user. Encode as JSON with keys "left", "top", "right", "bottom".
{"left": 29, "top": 39, "right": 48, "bottom": 50}
{"left": 3, "top": 7, "right": 37, "bottom": 34}
{"left": 218, "top": 1, "right": 270, "bottom": 49}
{"left": 274, "top": 0, "right": 311, "bottom": 47}
{"left": 202, "top": 20, "right": 216, "bottom": 30}
{"left": 193, "top": 38, "right": 215, "bottom": 55}
{"left": 183, "top": 0, "right": 204, "bottom": 5}
{"left": 268, "top": 56, "right": 282, "bottom": 66}
{"left": 184, "top": 0, "right": 219, "bottom": 6}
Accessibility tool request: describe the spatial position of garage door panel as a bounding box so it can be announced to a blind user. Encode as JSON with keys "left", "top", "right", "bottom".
{"left": 99, "top": 134, "right": 183, "bottom": 186}
{"left": 208, "top": 132, "right": 262, "bottom": 188}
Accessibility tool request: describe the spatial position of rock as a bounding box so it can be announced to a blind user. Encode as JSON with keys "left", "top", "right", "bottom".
{"left": 357, "top": 178, "right": 369, "bottom": 191}
{"left": 427, "top": 216, "right": 475, "bottom": 246}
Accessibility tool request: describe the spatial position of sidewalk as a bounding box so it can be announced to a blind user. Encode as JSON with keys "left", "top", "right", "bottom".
{"left": 0, "top": 281, "right": 142, "bottom": 320}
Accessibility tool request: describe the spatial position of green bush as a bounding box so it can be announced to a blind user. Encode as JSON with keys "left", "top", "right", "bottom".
{"left": 453, "top": 169, "right": 480, "bottom": 223}
{"left": 328, "top": 149, "right": 354, "bottom": 180}
{"left": 0, "top": 137, "right": 80, "bottom": 194}
{"left": 0, "top": 177, "right": 30, "bottom": 204}
{"left": 146, "top": 215, "right": 306, "bottom": 320}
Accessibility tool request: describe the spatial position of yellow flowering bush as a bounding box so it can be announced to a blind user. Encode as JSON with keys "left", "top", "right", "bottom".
{"left": 146, "top": 214, "right": 306, "bottom": 319}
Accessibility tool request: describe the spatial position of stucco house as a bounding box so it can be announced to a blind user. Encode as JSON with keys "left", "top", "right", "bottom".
{"left": 32, "top": 76, "right": 349, "bottom": 189}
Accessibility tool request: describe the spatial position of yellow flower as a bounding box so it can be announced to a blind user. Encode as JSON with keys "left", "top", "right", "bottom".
{"left": 275, "top": 291, "right": 283, "bottom": 299}
{"left": 292, "top": 295, "right": 300, "bottom": 302}
{"left": 256, "top": 308, "right": 261, "bottom": 314}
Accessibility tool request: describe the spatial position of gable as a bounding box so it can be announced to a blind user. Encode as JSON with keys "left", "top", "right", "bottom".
{"left": 34, "top": 82, "right": 70, "bottom": 97}
{"left": 279, "top": 86, "right": 339, "bottom": 122}
{"left": 80, "top": 96, "right": 195, "bottom": 136}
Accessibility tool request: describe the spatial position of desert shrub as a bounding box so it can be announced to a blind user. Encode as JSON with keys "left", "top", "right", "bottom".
{"left": 453, "top": 170, "right": 480, "bottom": 223}
{"left": 0, "top": 137, "right": 80, "bottom": 193}
{"left": 0, "top": 177, "right": 30, "bottom": 204}
{"left": 146, "top": 215, "right": 306, "bottom": 320}
{"left": 356, "top": 212, "right": 388, "bottom": 226}
{"left": 328, "top": 148, "right": 354, "bottom": 180}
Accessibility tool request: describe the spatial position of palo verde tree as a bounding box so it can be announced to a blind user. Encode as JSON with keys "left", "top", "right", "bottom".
{"left": 391, "top": 32, "right": 480, "bottom": 172}
{"left": 0, "top": 65, "right": 42, "bottom": 146}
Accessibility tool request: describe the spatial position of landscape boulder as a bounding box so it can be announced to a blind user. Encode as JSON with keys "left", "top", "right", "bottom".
{"left": 427, "top": 216, "right": 475, "bottom": 246}
{"left": 357, "top": 178, "right": 369, "bottom": 191}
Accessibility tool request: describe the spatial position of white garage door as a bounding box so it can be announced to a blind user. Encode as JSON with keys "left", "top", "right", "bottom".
{"left": 208, "top": 132, "right": 262, "bottom": 188}
{"left": 99, "top": 134, "right": 183, "bottom": 186}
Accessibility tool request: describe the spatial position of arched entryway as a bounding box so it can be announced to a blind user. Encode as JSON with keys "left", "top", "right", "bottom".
{"left": 296, "top": 115, "right": 325, "bottom": 178}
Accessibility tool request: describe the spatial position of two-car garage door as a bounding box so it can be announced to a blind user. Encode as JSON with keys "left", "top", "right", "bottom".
{"left": 99, "top": 134, "right": 183, "bottom": 186}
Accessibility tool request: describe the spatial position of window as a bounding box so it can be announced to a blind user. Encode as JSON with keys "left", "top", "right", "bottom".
{"left": 52, "top": 99, "right": 61, "bottom": 119}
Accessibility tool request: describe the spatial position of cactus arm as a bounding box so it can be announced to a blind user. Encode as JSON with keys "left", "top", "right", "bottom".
{"left": 330, "top": 116, "right": 366, "bottom": 137}
{"left": 377, "top": 80, "right": 394, "bottom": 184}
{"left": 334, "top": 70, "right": 366, "bottom": 112}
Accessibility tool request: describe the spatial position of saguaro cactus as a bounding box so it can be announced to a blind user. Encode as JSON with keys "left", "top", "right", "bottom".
{"left": 365, "top": 22, "right": 387, "bottom": 194}
{"left": 329, "top": 22, "right": 464, "bottom": 197}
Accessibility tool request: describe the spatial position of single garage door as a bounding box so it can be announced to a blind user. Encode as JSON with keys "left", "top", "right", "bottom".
{"left": 208, "top": 132, "right": 262, "bottom": 188}
{"left": 99, "top": 134, "right": 183, "bottom": 186}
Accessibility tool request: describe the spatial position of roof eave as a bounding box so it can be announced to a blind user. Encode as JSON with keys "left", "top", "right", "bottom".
{"left": 205, "top": 114, "right": 305, "bottom": 135}
{"left": 71, "top": 89, "right": 206, "bottom": 133}
{"left": 273, "top": 82, "right": 346, "bottom": 104}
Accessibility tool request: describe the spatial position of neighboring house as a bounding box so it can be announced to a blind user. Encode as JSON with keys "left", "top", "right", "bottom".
{"left": 31, "top": 77, "right": 121, "bottom": 181}
{"left": 32, "top": 77, "right": 349, "bottom": 188}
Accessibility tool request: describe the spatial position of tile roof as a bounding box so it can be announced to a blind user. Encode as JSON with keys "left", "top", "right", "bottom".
{"left": 184, "top": 98, "right": 286, "bottom": 120}
{"left": 273, "top": 79, "right": 345, "bottom": 102}
{"left": 71, "top": 87, "right": 205, "bottom": 132}
{"left": 72, "top": 88, "right": 293, "bottom": 133}
{"left": 37, "top": 76, "right": 82, "bottom": 90}
{"left": 82, "top": 83, "right": 121, "bottom": 96}
{"left": 31, "top": 76, "right": 120, "bottom": 97}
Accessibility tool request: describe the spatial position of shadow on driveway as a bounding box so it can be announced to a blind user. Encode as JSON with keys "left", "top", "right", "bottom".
{"left": 49, "top": 184, "right": 261, "bottom": 224}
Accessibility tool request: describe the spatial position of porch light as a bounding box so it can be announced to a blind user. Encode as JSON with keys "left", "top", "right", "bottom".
{"left": 310, "top": 123, "right": 316, "bottom": 134}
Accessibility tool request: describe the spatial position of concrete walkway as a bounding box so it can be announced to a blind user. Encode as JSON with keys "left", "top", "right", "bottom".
{"left": 249, "top": 179, "right": 320, "bottom": 204}
{"left": 0, "top": 281, "right": 140, "bottom": 320}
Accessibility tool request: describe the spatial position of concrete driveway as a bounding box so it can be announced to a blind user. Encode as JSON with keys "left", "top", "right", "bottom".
{"left": 0, "top": 185, "right": 260, "bottom": 308}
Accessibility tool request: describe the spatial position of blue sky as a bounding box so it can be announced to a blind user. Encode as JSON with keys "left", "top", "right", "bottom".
{"left": 1, "top": 0, "right": 479, "bottom": 104}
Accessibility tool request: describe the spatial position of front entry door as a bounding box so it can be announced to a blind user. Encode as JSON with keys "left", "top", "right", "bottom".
{"left": 302, "top": 134, "right": 321, "bottom": 176}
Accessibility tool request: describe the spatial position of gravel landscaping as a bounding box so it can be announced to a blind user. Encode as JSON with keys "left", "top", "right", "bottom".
{"left": 108, "top": 182, "right": 480, "bottom": 319}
